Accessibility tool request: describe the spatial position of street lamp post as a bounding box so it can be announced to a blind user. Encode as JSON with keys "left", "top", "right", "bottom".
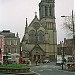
{"left": 72, "top": 10, "right": 75, "bottom": 50}
{"left": 61, "top": 41, "right": 64, "bottom": 70}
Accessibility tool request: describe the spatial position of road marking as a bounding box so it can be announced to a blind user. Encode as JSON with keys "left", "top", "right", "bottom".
{"left": 39, "top": 70, "right": 43, "bottom": 72}
{"left": 31, "top": 70, "right": 41, "bottom": 75}
{"left": 47, "top": 69, "right": 53, "bottom": 71}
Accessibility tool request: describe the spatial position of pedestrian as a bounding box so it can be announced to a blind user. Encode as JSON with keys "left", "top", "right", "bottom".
{"left": 35, "top": 60, "right": 38, "bottom": 66}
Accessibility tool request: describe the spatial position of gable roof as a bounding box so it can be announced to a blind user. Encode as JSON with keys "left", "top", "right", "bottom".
{"left": 29, "top": 16, "right": 42, "bottom": 27}
{"left": 31, "top": 44, "right": 44, "bottom": 53}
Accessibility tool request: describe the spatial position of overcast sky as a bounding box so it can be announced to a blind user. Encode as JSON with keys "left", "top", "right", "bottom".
{"left": 0, "top": 0, "right": 74, "bottom": 44}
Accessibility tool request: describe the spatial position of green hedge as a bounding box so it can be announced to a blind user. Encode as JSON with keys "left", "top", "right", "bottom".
{"left": 0, "top": 64, "right": 28, "bottom": 69}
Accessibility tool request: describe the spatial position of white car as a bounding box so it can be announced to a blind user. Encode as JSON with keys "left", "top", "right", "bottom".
{"left": 43, "top": 60, "right": 50, "bottom": 63}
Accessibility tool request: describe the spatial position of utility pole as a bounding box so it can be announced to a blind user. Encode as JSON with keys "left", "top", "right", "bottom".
{"left": 72, "top": 10, "right": 75, "bottom": 59}
{"left": 72, "top": 10, "right": 75, "bottom": 49}
{"left": 61, "top": 41, "right": 64, "bottom": 70}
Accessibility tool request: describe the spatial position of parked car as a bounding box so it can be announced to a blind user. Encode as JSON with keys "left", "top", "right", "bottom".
{"left": 43, "top": 60, "right": 50, "bottom": 63}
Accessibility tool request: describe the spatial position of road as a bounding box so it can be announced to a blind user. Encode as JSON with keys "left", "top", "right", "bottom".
{"left": 30, "top": 62, "right": 75, "bottom": 75}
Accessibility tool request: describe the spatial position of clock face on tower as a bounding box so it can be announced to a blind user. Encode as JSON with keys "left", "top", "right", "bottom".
{"left": 33, "top": 22, "right": 40, "bottom": 30}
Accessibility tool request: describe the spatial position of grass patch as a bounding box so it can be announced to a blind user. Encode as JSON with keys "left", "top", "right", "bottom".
{"left": 0, "top": 64, "right": 28, "bottom": 69}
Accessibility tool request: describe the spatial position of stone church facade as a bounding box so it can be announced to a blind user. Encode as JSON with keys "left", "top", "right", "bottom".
{"left": 21, "top": 0, "right": 57, "bottom": 61}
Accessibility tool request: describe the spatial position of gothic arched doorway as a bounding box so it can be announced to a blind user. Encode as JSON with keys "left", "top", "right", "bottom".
{"left": 30, "top": 48, "right": 44, "bottom": 62}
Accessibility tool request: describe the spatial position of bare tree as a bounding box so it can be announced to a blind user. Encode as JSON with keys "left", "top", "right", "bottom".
{"left": 61, "top": 10, "right": 75, "bottom": 54}
{"left": 61, "top": 10, "right": 75, "bottom": 39}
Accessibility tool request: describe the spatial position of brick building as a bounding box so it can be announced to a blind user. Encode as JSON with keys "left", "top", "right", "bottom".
{"left": 57, "top": 38, "right": 73, "bottom": 56}
{"left": 0, "top": 30, "right": 20, "bottom": 63}
{"left": 0, "top": 35, "right": 4, "bottom": 64}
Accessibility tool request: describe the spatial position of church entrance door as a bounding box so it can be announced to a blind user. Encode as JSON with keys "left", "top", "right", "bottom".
{"left": 34, "top": 55, "right": 40, "bottom": 61}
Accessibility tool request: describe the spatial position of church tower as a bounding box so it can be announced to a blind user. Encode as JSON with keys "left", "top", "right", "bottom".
{"left": 39, "top": 0, "right": 57, "bottom": 60}
{"left": 21, "top": 0, "right": 57, "bottom": 61}
{"left": 39, "top": 0, "right": 55, "bottom": 19}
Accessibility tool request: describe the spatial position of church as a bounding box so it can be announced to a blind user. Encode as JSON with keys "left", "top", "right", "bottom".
{"left": 21, "top": 0, "right": 57, "bottom": 62}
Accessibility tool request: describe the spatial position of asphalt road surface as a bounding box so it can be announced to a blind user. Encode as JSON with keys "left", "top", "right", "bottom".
{"left": 30, "top": 62, "right": 75, "bottom": 75}
{"left": 0, "top": 62, "right": 75, "bottom": 75}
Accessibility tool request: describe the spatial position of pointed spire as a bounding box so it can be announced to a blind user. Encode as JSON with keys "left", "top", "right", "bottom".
{"left": 25, "top": 18, "right": 28, "bottom": 34}
{"left": 26, "top": 18, "right": 28, "bottom": 27}
{"left": 35, "top": 12, "right": 37, "bottom": 18}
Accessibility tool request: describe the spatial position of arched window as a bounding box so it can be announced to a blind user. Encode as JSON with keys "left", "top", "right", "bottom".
{"left": 29, "top": 30, "right": 36, "bottom": 42}
{"left": 38, "top": 30, "right": 44, "bottom": 42}
{"left": 45, "top": 6, "right": 48, "bottom": 16}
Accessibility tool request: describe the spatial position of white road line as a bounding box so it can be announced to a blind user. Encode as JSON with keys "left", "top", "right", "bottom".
{"left": 31, "top": 70, "right": 41, "bottom": 75}
{"left": 47, "top": 69, "right": 53, "bottom": 71}
{"left": 39, "top": 70, "right": 43, "bottom": 72}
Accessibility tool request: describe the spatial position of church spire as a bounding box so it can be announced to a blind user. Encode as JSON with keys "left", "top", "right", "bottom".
{"left": 25, "top": 18, "right": 28, "bottom": 34}
{"left": 26, "top": 18, "right": 28, "bottom": 27}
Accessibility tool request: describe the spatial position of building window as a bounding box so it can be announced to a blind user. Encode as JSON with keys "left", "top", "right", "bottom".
{"left": 49, "top": 6, "right": 52, "bottom": 16}
{"left": 6, "top": 40, "right": 11, "bottom": 45}
{"left": 38, "top": 30, "right": 44, "bottom": 42}
{"left": 7, "top": 47, "right": 11, "bottom": 53}
{"left": 29, "top": 30, "right": 36, "bottom": 42}
{"left": 13, "top": 40, "right": 17, "bottom": 45}
{"left": 4, "top": 41, "right": 5, "bottom": 45}
{"left": 14, "top": 48, "right": 17, "bottom": 53}
{"left": 45, "top": 6, "right": 48, "bottom": 16}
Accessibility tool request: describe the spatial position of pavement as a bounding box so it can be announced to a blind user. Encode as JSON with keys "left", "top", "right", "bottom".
{"left": 1, "top": 62, "right": 74, "bottom": 75}
{"left": 30, "top": 62, "right": 75, "bottom": 75}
